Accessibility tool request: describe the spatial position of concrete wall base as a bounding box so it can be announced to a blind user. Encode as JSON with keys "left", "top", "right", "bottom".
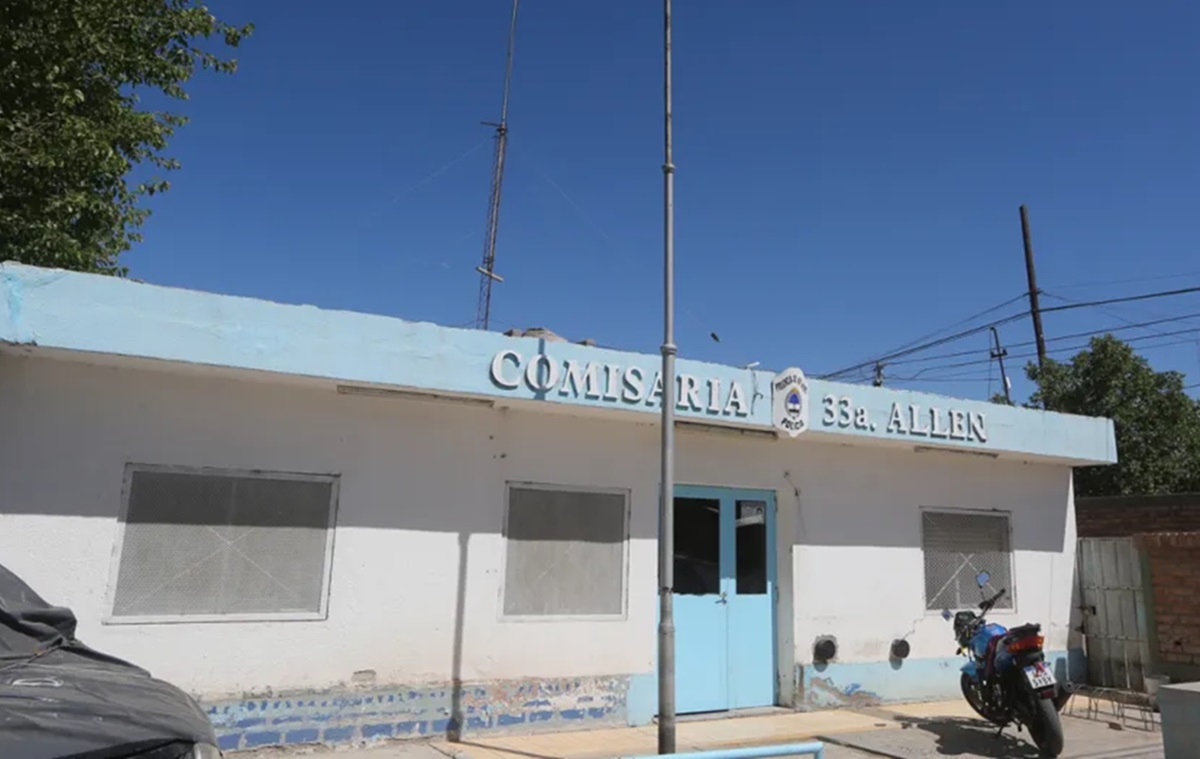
{"left": 795, "top": 651, "right": 1076, "bottom": 710}
{"left": 205, "top": 675, "right": 631, "bottom": 752}
{"left": 1158, "top": 681, "right": 1200, "bottom": 759}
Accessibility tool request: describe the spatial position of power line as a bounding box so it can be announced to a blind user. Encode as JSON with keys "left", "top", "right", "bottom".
{"left": 1041, "top": 292, "right": 1200, "bottom": 335}
{"left": 821, "top": 283, "right": 1200, "bottom": 381}
{"left": 890, "top": 375, "right": 996, "bottom": 383}
{"left": 1044, "top": 290, "right": 1200, "bottom": 374}
{"left": 1039, "top": 284, "right": 1200, "bottom": 314}
{"left": 891, "top": 364, "right": 1001, "bottom": 383}
{"left": 1052, "top": 270, "right": 1200, "bottom": 291}
{"left": 898, "top": 327, "right": 1200, "bottom": 379}
{"left": 820, "top": 310, "right": 1029, "bottom": 380}
{"left": 827, "top": 293, "right": 1027, "bottom": 379}
{"left": 871, "top": 293, "right": 1028, "bottom": 358}
{"left": 884, "top": 310, "right": 1200, "bottom": 368}
{"left": 1046, "top": 290, "right": 1200, "bottom": 384}
{"left": 895, "top": 370, "right": 1200, "bottom": 391}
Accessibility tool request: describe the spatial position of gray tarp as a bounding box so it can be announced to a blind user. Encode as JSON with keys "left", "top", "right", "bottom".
{"left": 0, "top": 563, "right": 216, "bottom": 758}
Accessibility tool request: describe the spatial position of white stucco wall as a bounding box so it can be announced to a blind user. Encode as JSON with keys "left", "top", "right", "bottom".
{"left": 0, "top": 352, "right": 1078, "bottom": 701}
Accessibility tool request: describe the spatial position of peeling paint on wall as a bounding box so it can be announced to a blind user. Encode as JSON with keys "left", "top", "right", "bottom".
{"left": 797, "top": 652, "right": 1074, "bottom": 711}
{"left": 205, "top": 675, "right": 631, "bottom": 752}
{"left": 804, "top": 675, "right": 883, "bottom": 709}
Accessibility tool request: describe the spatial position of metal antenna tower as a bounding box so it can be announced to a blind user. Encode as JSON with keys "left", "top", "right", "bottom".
{"left": 474, "top": 0, "right": 520, "bottom": 331}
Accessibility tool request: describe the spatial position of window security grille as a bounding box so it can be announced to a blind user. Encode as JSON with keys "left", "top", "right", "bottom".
{"left": 111, "top": 467, "right": 337, "bottom": 620}
{"left": 922, "top": 510, "right": 1013, "bottom": 612}
{"left": 503, "top": 485, "right": 627, "bottom": 617}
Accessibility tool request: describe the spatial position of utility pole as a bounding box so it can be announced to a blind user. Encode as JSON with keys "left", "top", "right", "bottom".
{"left": 989, "top": 326, "right": 1013, "bottom": 405}
{"left": 1019, "top": 204, "right": 1048, "bottom": 369}
{"left": 473, "top": 0, "right": 520, "bottom": 330}
{"left": 872, "top": 362, "right": 885, "bottom": 387}
{"left": 657, "top": 0, "right": 677, "bottom": 753}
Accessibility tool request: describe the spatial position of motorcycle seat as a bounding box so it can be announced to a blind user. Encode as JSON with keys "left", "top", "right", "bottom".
{"left": 1004, "top": 623, "right": 1042, "bottom": 640}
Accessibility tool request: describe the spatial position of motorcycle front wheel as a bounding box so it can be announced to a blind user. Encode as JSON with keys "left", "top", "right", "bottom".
{"left": 1027, "top": 695, "right": 1065, "bottom": 757}
{"left": 959, "top": 673, "right": 1005, "bottom": 725}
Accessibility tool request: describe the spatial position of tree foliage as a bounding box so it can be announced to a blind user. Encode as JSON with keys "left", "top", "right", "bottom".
{"left": 1026, "top": 334, "right": 1200, "bottom": 497}
{"left": 0, "top": 0, "right": 252, "bottom": 274}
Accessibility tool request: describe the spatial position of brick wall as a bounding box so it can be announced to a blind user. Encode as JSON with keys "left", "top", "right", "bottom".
{"left": 1136, "top": 532, "right": 1200, "bottom": 676}
{"left": 1077, "top": 493, "right": 1200, "bottom": 538}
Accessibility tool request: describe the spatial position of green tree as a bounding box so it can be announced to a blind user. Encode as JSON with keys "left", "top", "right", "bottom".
{"left": 0, "top": 0, "right": 252, "bottom": 274}
{"left": 1026, "top": 334, "right": 1200, "bottom": 497}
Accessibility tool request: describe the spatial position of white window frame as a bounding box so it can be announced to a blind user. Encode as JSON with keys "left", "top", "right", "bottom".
{"left": 919, "top": 506, "right": 1016, "bottom": 616}
{"left": 498, "top": 480, "right": 631, "bottom": 623}
{"left": 103, "top": 463, "right": 340, "bottom": 626}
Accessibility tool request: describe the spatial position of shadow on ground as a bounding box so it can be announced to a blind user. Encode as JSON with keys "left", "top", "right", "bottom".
{"left": 824, "top": 712, "right": 1163, "bottom": 759}
{"left": 820, "top": 714, "right": 1047, "bottom": 758}
{"left": 890, "top": 716, "right": 1043, "bottom": 757}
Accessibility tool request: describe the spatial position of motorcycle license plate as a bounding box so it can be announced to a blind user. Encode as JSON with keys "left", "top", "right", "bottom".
{"left": 1024, "top": 663, "right": 1056, "bottom": 690}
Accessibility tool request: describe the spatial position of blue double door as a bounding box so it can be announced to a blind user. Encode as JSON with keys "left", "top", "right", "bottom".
{"left": 671, "top": 485, "right": 777, "bottom": 714}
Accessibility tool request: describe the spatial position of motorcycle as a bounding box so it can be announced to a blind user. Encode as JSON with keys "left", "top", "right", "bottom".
{"left": 942, "top": 570, "right": 1066, "bottom": 758}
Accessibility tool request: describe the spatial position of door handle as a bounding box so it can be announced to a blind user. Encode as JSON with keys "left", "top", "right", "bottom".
{"left": 717, "top": 591, "right": 727, "bottom": 605}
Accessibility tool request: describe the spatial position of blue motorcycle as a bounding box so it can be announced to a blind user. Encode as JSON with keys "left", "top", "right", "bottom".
{"left": 943, "top": 571, "right": 1065, "bottom": 757}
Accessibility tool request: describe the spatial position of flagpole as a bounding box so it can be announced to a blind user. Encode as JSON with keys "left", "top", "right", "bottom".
{"left": 657, "top": 0, "right": 677, "bottom": 753}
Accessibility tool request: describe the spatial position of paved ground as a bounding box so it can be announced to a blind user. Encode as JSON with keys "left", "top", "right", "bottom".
{"left": 818, "top": 714, "right": 1164, "bottom": 758}
{"left": 234, "top": 699, "right": 1165, "bottom": 759}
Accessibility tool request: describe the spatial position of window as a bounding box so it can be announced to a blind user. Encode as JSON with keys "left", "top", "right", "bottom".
{"left": 921, "top": 510, "right": 1013, "bottom": 612}
{"left": 674, "top": 496, "right": 720, "bottom": 596}
{"left": 502, "top": 483, "right": 628, "bottom": 618}
{"left": 108, "top": 465, "right": 339, "bottom": 623}
{"left": 735, "top": 499, "right": 768, "bottom": 595}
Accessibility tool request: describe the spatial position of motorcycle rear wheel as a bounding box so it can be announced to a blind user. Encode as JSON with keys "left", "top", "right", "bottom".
{"left": 959, "top": 673, "right": 1005, "bottom": 725}
{"left": 1027, "top": 695, "right": 1065, "bottom": 757}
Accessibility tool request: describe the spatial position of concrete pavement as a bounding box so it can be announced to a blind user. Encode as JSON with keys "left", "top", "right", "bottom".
{"left": 233, "top": 696, "right": 1165, "bottom": 759}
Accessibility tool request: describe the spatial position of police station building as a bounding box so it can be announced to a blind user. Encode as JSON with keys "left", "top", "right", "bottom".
{"left": 0, "top": 263, "right": 1115, "bottom": 750}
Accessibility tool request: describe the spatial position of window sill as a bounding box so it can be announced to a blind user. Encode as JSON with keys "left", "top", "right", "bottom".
{"left": 102, "top": 610, "right": 329, "bottom": 626}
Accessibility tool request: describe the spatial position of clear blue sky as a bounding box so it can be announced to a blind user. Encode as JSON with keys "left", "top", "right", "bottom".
{"left": 127, "top": 0, "right": 1200, "bottom": 401}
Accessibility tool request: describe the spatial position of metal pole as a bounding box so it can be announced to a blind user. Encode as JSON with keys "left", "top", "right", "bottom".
{"left": 474, "top": 0, "right": 520, "bottom": 330}
{"left": 989, "top": 326, "right": 1012, "bottom": 405}
{"left": 657, "top": 0, "right": 677, "bottom": 753}
{"left": 1019, "top": 204, "right": 1047, "bottom": 370}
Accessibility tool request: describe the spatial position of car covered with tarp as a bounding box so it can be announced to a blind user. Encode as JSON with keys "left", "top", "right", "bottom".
{"left": 0, "top": 563, "right": 220, "bottom": 759}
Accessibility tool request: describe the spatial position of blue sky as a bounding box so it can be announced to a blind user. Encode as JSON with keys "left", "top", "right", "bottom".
{"left": 126, "top": 0, "right": 1200, "bottom": 401}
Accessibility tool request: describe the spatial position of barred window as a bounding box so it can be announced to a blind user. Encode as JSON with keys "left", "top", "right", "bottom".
{"left": 108, "top": 465, "right": 338, "bottom": 622}
{"left": 502, "top": 484, "right": 628, "bottom": 618}
{"left": 922, "top": 510, "right": 1013, "bottom": 612}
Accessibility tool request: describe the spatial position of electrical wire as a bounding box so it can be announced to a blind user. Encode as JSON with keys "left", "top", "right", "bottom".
{"left": 1051, "top": 270, "right": 1200, "bottom": 291}
{"left": 1041, "top": 287, "right": 1200, "bottom": 367}
{"left": 1039, "top": 284, "right": 1200, "bottom": 314}
{"left": 821, "top": 283, "right": 1200, "bottom": 381}
{"left": 896, "top": 328, "right": 1200, "bottom": 378}
{"left": 820, "top": 310, "right": 1030, "bottom": 380}
{"left": 825, "top": 294, "right": 1027, "bottom": 380}
{"left": 883, "top": 310, "right": 1200, "bottom": 368}
{"left": 1044, "top": 290, "right": 1200, "bottom": 382}
{"left": 1042, "top": 292, "right": 1200, "bottom": 337}
{"left": 890, "top": 374, "right": 997, "bottom": 383}
{"left": 862, "top": 293, "right": 1028, "bottom": 361}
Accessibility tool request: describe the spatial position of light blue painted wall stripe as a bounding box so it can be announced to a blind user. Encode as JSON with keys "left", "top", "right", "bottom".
{"left": 0, "top": 263, "right": 773, "bottom": 425}
{"left": 0, "top": 263, "right": 1115, "bottom": 464}
{"left": 808, "top": 379, "right": 1117, "bottom": 464}
{"left": 800, "top": 650, "right": 1077, "bottom": 710}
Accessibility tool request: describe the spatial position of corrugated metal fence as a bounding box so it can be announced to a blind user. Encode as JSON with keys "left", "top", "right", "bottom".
{"left": 1076, "top": 537, "right": 1152, "bottom": 691}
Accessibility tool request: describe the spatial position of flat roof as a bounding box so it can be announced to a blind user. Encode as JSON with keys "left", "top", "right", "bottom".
{"left": 0, "top": 262, "right": 1116, "bottom": 466}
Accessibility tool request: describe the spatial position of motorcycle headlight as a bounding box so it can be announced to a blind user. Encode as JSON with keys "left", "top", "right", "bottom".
{"left": 192, "top": 744, "right": 222, "bottom": 759}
